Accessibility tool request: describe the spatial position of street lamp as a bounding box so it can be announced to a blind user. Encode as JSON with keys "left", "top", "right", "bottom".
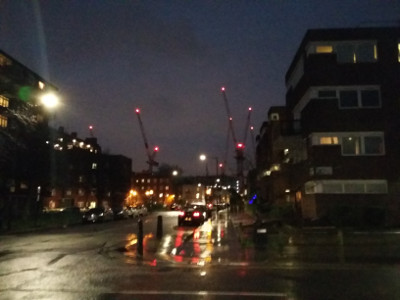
{"left": 40, "top": 92, "right": 59, "bottom": 109}
{"left": 199, "top": 154, "right": 208, "bottom": 176}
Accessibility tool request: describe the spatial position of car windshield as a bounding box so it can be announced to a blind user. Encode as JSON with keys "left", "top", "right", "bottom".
{"left": 1, "top": 2, "right": 398, "bottom": 299}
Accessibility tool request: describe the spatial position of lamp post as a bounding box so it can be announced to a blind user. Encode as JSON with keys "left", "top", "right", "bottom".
{"left": 39, "top": 91, "right": 59, "bottom": 211}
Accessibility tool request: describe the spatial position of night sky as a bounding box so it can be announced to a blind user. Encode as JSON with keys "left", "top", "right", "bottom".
{"left": 0, "top": 1, "right": 399, "bottom": 175}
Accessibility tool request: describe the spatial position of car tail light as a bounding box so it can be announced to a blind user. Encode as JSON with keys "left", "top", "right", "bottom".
{"left": 193, "top": 211, "right": 200, "bottom": 218}
{"left": 179, "top": 211, "right": 185, "bottom": 216}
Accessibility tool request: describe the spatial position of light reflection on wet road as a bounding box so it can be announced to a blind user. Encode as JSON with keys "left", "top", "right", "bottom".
{"left": 2, "top": 210, "right": 400, "bottom": 299}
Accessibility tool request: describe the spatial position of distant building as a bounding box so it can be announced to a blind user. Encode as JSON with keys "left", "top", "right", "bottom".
{"left": 100, "top": 154, "right": 132, "bottom": 208}
{"left": 257, "top": 27, "right": 400, "bottom": 226}
{"left": 130, "top": 172, "right": 173, "bottom": 206}
{"left": 44, "top": 127, "right": 132, "bottom": 210}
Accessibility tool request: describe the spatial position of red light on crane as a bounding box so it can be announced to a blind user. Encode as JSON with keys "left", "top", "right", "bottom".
{"left": 236, "top": 143, "right": 245, "bottom": 149}
{"left": 221, "top": 86, "right": 225, "bottom": 92}
{"left": 154, "top": 146, "right": 159, "bottom": 152}
{"left": 135, "top": 108, "right": 140, "bottom": 114}
{"left": 248, "top": 107, "right": 252, "bottom": 111}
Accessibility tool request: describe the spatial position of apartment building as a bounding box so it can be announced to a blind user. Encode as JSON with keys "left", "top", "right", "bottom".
{"left": 258, "top": 27, "right": 400, "bottom": 226}
{"left": 44, "top": 126, "right": 132, "bottom": 210}
{"left": 0, "top": 49, "right": 56, "bottom": 216}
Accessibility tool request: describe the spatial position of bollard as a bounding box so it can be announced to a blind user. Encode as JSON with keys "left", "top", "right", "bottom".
{"left": 137, "top": 218, "right": 143, "bottom": 257}
{"left": 156, "top": 215, "right": 163, "bottom": 239}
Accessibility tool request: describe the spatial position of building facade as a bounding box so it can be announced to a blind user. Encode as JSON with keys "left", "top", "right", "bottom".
{"left": 258, "top": 27, "right": 400, "bottom": 226}
{"left": 130, "top": 172, "right": 174, "bottom": 206}
{"left": 44, "top": 126, "right": 132, "bottom": 210}
{"left": 0, "top": 50, "right": 56, "bottom": 218}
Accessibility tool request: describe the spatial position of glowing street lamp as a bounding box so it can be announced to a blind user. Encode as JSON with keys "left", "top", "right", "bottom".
{"left": 199, "top": 154, "right": 208, "bottom": 177}
{"left": 40, "top": 92, "right": 59, "bottom": 109}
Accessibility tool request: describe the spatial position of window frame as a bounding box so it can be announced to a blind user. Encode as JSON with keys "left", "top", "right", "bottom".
{"left": 310, "top": 132, "right": 385, "bottom": 156}
{"left": 305, "top": 179, "right": 388, "bottom": 195}
{"left": 307, "top": 40, "right": 378, "bottom": 63}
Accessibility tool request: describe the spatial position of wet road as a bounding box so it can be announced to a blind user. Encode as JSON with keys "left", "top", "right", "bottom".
{"left": 1, "top": 210, "right": 400, "bottom": 299}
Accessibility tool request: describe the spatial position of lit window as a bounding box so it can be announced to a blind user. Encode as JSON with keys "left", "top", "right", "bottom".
{"left": 0, "top": 115, "right": 7, "bottom": 127}
{"left": 92, "top": 163, "right": 97, "bottom": 170}
{"left": 398, "top": 43, "right": 400, "bottom": 62}
{"left": 0, "top": 95, "right": 9, "bottom": 107}
{"left": 316, "top": 45, "right": 333, "bottom": 53}
{"left": 38, "top": 81, "right": 45, "bottom": 89}
{"left": 320, "top": 137, "right": 339, "bottom": 145}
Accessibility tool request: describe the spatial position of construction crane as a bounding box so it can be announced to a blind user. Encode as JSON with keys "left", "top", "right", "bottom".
{"left": 243, "top": 107, "right": 252, "bottom": 148}
{"left": 220, "top": 87, "right": 248, "bottom": 192}
{"left": 135, "top": 108, "right": 159, "bottom": 174}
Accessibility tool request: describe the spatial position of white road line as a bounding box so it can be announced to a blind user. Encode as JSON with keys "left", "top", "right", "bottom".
{"left": 109, "top": 290, "right": 287, "bottom": 297}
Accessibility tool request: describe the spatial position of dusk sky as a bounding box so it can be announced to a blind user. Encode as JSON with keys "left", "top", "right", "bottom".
{"left": 1, "top": 1, "right": 399, "bottom": 175}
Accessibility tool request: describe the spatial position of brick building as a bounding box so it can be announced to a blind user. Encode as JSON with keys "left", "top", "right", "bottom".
{"left": 257, "top": 27, "right": 400, "bottom": 226}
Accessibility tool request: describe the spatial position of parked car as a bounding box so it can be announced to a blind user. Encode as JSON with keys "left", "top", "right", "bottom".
{"left": 170, "top": 203, "right": 182, "bottom": 210}
{"left": 125, "top": 206, "right": 135, "bottom": 218}
{"left": 178, "top": 204, "right": 208, "bottom": 226}
{"left": 130, "top": 205, "right": 148, "bottom": 218}
{"left": 112, "top": 206, "right": 130, "bottom": 220}
{"left": 82, "top": 207, "right": 114, "bottom": 223}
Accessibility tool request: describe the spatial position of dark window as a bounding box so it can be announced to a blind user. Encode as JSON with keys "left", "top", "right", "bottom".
{"left": 318, "top": 90, "right": 336, "bottom": 98}
{"left": 364, "top": 136, "right": 384, "bottom": 155}
{"left": 361, "top": 90, "right": 380, "bottom": 107}
{"left": 336, "top": 44, "right": 354, "bottom": 63}
{"left": 342, "top": 136, "right": 361, "bottom": 155}
{"left": 356, "top": 43, "right": 376, "bottom": 62}
{"left": 339, "top": 90, "right": 358, "bottom": 108}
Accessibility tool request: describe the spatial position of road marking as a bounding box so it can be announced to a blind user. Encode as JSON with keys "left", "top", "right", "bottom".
{"left": 3, "top": 288, "right": 288, "bottom": 298}
{"left": 105, "top": 290, "right": 287, "bottom": 297}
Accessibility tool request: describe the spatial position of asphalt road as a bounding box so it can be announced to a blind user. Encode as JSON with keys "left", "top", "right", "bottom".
{"left": 1, "top": 210, "right": 400, "bottom": 299}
